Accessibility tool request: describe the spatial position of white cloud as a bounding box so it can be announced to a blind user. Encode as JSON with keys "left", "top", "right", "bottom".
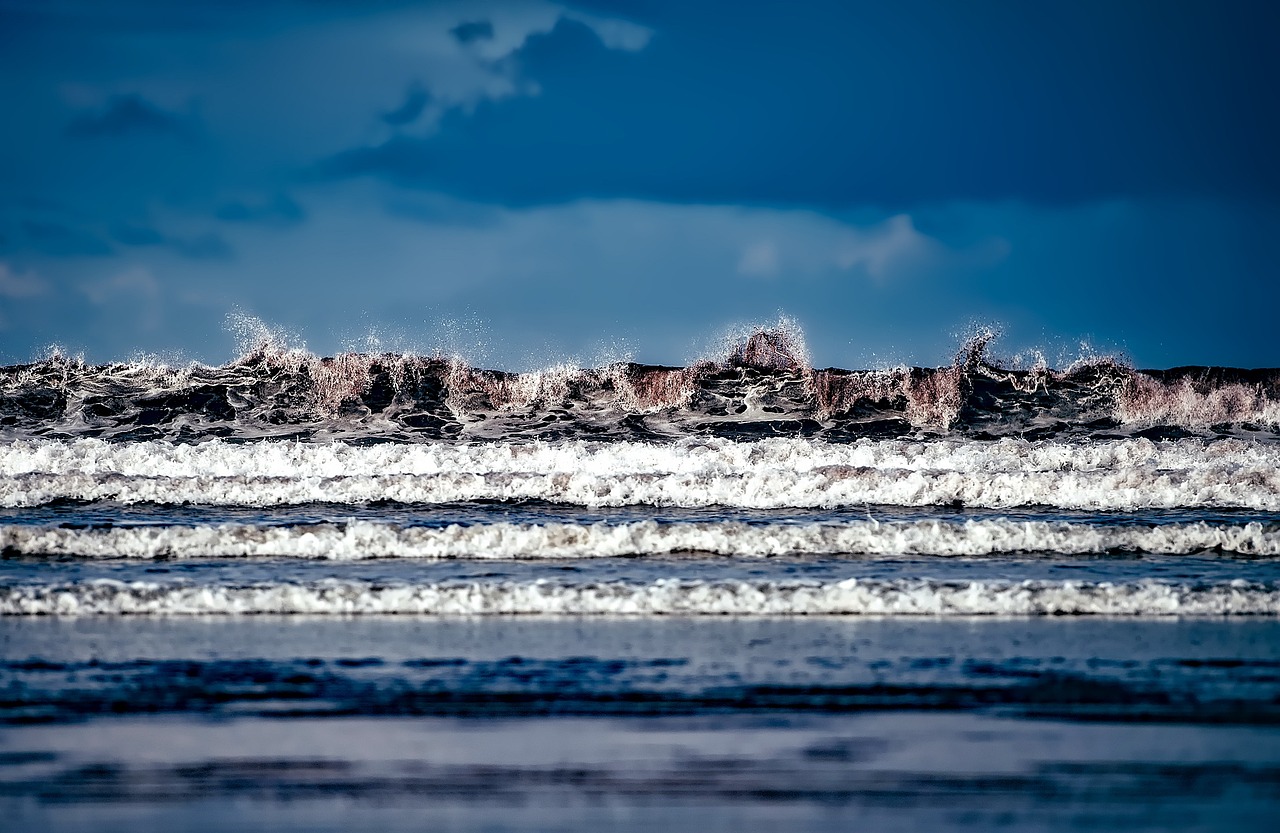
{"left": 80, "top": 266, "right": 163, "bottom": 331}
{"left": 355, "top": 1, "right": 653, "bottom": 122}
{"left": 834, "top": 213, "right": 938, "bottom": 281}
{"left": 205, "top": 193, "right": 960, "bottom": 308}
{"left": 55, "top": 1, "right": 654, "bottom": 180}
{"left": 562, "top": 11, "right": 653, "bottom": 51}
{"left": 4, "top": 189, "right": 997, "bottom": 365}
{"left": 81, "top": 267, "right": 159, "bottom": 305}
{"left": 737, "top": 240, "right": 780, "bottom": 277}
{"left": 0, "top": 263, "right": 49, "bottom": 298}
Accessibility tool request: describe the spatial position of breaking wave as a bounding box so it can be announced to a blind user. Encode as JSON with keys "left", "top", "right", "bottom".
{"left": 4, "top": 577, "right": 1275, "bottom": 616}
{"left": 5, "top": 323, "right": 1280, "bottom": 443}
{"left": 4, "top": 518, "right": 1280, "bottom": 560}
{"left": 2, "top": 436, "right": 1277, "bottom": 510}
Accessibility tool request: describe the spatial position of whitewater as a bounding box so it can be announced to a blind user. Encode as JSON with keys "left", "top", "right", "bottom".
{"left": 5, "top": 323, "right": 1280, "bottom": 833}
{"left": 2, "top": 325, "right": 1278, "bottom": 617}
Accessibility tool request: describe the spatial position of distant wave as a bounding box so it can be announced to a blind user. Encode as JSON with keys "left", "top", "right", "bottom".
{"left": 5, "top": 518, "right": 1279, "bottom": 559}
{"left": 4, "top": 325, "right": 1280, "bottom": 443}
{"left": 3, "top": 437, "right": 1278, "bottom": 510}
{"left": 4, "top": 577, "right": 1275, "bottom": 615}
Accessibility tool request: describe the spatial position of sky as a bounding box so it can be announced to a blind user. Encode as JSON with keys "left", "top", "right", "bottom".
{"left": 0, "top": 0, "right": 1277, "bottom": 370}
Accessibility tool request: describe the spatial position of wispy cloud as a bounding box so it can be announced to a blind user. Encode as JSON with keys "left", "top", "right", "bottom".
{"left": 66, "top": 94, "right": 195, "bottom": 139}
{"left": 111, "top": 223, "right": 234, "bottom": 260}
{"left": 450, "top": 20, "right": 494, "bottom": 45}
{"left": 833, "top": 214, "right": 939, "bottom": 282}
{"left": 382, "top": 84, "right": 430, "bottom": 127}
{"left": 737, "top": 240, "right": 779, "bottom": 278}
{"left": 81, "top": 267, "right": 159, "bottom": 305}
{"left": 215, "top": 194, "right": 305, "bottom": 225}
{"left": 21, "top": 220, "right": 113, "bottom": 256}
{"left": 80, "top": 266, "right": 163, "bottom": 330}
{"left": 730, "top": 212, "right": 946, "bottom": 282}
{"left": 0, "top": 262, "right": 49, "bottom": 298}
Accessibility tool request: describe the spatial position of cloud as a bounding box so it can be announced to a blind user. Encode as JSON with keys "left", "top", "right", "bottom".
{"left": 833, "top": 214, "right": 938, "bottom": 281}
{"left": 80, "top": 266, "right": 163, "bottom": 330}
{"left": 308, "top": 5, "right": 1279, "bottom": 210}
{"left": 723, "top": 211, "right": 944, "bottom": 283}
{"left": 66, "top": 94, "right": 194, "bottom": 139}
{"left": 171, "top": 232, "right": 233, "bottom": 260}
{"left": 737, "top": 240, "right": 779, "bottom": 278}
{"left": 561, "top": 10, "right": 651, "bottom": 52}
{"left": 111, "top": 222, "right": 234, "bottom": 259}
{"left": 7, "top": 190, "right": 1273, "bottom": 369}
{"left": 382, "top": 84, "right": 429, "bottom": 127}
{"left": 382, "top": 191, "right": 501, "bottom": 227}
{"left": 0, "top": 263, "right": 49, "bottom": 298}
{"left": 215, "top": 194, "right": 306, "bottom": 225}
{"left": 362, "top": 4, "right": 654, "bottom": 127}
{"left": 81, "top": 266, "right": 159, "bottom": 305}
{"left": 110, "top": 223, "right": 167, "bottom": 246}
{"left": 21, "top": 220, "right": 113, "bottom": 256}
{"left": 450, "top": 20, "right": 494, "bottom": 45}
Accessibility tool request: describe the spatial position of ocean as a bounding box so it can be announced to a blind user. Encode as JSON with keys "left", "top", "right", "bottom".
{"left": 2, "top": 325, "right": 1279, "bottom": 831}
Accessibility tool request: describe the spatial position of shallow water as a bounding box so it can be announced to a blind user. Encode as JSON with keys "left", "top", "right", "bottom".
{"left": 4, "top": 619, "right": 1280, "bottom": 831}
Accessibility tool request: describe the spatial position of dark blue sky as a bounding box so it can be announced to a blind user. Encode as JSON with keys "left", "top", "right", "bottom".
{"left": 1, "top": 0, "right": 1277, "bottom": 369}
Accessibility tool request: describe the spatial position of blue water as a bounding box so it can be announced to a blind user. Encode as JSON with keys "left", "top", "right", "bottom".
{"left": 4, "top": 341, "right": 1280, "bottom": 830}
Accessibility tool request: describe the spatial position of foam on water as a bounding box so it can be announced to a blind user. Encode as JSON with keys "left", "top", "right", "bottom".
{"left": 5, "top": 518, "right": 1280, "bottom": 560}
{"left": 6, "top": 436, "right": 1270, "bottom": 478}
{"left": 2, "top": 437, "right": 1277, "bottom": 510}
{"left": 4, "top": 577, "right": 1274, "bottom": 616}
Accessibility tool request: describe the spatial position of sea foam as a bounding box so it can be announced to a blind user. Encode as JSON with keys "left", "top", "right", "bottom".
{"left": 4, "top": 577, "right": 1274, "bottom": 616}
{"left": 4, "top": 518, "right": 1278, "bottom": 560}
{"left": 2, "top": 437, "right": 1277, "bottom": 510}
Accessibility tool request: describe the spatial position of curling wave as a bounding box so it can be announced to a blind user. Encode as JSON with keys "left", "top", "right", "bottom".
{"left": 5, "top": 518, "right": 1280, "bottom": 560}
{"left": 5, "top": 325, "right": 1280, "bottom": 443}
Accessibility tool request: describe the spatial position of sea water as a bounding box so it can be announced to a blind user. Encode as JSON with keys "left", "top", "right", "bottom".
{"left": 2, "top": 328, "right": 1278, "bottom": 831}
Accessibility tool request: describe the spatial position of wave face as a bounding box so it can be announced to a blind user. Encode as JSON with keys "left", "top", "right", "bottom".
{"left": 5, "top": 327, "right": 1280, "bottom": 443}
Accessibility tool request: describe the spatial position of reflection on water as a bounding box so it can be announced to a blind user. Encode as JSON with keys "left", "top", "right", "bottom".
{"left": 2, "top": 618, "right": 1279, "bottom": 832}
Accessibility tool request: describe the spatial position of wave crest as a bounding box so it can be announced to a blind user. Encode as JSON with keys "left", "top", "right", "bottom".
{"left": 4, "top": 323, "right": 1280, "bottom": 443}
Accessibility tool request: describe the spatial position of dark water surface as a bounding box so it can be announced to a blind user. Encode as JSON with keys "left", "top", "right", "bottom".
{"left": 3, "top": 618, "right": 1280, "bottom": 832}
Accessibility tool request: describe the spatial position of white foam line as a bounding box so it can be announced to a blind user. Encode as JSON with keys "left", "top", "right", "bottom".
{"left": 3, "top": 436, "right": 1277, "bottom": 479}
{"left": 6, "top": 436, "right": 1277, "bottom": 510}
{"left": 4, "top": 519, "right": 1280, "bottom": 560}
{"left": 4, "top": 467, "right": 1278, "bottom": 510}
{"left": 3, "top": 578, "right": 1275, "bottom": 616}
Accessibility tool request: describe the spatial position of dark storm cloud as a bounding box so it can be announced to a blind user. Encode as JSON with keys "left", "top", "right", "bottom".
{"left": 450, "top": 20, "right": 494, "bottom": 45}
{"left": 382, "top": 85, "right": 430, "bottom": 127}
{"left": 4, "top": 0, "right": 1279, "bottom": 369}
{"left": 66, "top": 94, "right": 194, "bottom": 140}
{"left": 317, "top": 5, "right": 1280, "bottom": 209}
